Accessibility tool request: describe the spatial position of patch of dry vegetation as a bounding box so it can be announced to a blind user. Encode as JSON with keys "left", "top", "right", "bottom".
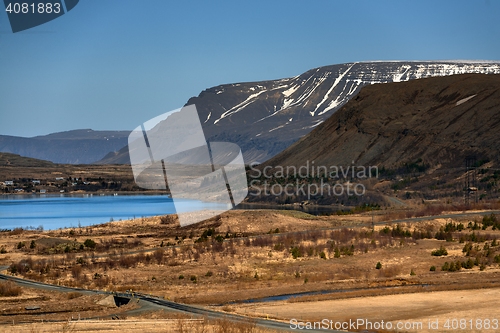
{"left": 378, "top": 201, "right": 500, "bottom": 222}
{"left": 1, "top": 316, "right": 279, "bottom": 333}
{"left": 3, "top": 210, "right": 500, "bottom": 327}
{"left": 0, "top": 280, "right": 22, "bottom": 296}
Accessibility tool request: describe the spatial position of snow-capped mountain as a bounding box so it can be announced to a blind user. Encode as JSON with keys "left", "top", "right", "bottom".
{"left": 188, "top": 61, "right": 500, "bottom": 163}
{"left": 99, "top": 61, "right": 500, "bottom": 165}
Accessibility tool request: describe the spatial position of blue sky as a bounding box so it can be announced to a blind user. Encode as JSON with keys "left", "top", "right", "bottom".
{"left": 1, "top": 0, "right": 499, "bottom": 137}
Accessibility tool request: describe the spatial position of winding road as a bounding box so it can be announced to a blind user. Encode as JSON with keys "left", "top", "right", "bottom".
{"left": 0, "top": 266, "right": 339, "bottom": 332}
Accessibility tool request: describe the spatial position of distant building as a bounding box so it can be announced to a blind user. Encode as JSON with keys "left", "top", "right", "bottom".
{"left": 32, "top": 180, "right": 41, "bottom": 185}
{"left": 4, "top": 181, "right": 14, "bottom": 186}
{"left": 55, "top": 177, "right": 65, "bottom": 181}
{"left": 39, "top": 189, "right": 47, "bottom": 194}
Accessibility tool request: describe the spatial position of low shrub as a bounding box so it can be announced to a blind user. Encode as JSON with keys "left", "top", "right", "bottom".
{"left": 67, "top": 292, "right": 83, "bottom": 299}
{"left": 0, "top": 281, "right": 22, "bottom": 296}
{"left": 83, "top": 239, "right": 96, "bottom": 249}
{"left": 431, "top": 245, "right": 448, "bottom": 256}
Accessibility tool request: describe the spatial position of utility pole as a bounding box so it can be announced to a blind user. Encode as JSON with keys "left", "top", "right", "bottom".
{"left": 465, "top": 156, "right": 477, "bottom": 206}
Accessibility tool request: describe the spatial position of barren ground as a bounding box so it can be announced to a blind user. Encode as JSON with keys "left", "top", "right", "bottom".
{"left": 2, "top": 208, "right": 500, "bottom": 332}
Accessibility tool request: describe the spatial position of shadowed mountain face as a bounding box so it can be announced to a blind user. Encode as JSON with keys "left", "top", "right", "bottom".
{"left": 99, "top": 61, "right": 500, "bottom": 165}
{"left": 0, "top": 130, "right": 130, "bottom": 164}
{"left": 262, "top": 73, "right": 500, "bottom": 170}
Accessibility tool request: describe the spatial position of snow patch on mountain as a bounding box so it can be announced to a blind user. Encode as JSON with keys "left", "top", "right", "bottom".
{"left": 282, "top": 84, "right": 299, "bottom": 97}
{"left": 456, "top": 94, "right": 477, "bottom": 106}
{"left": 204, "top": 112, "right": 211, "bottom": 123}
{"left": 214, "top": 89, "right": 267, "bottom": 124}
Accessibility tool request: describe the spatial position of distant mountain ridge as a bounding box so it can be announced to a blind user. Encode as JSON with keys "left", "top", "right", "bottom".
{"left": 0, "top": 129, "right": 129, "bottom": 164}
{"left": 3, "top": 61, "right": 500, "bottom": 165}
{"left": 98, "top": 61, "right": 500, "bottom": 165}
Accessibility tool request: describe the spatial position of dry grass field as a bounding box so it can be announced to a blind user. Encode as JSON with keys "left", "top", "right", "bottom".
{"left": 242, "top": 288, "right": 500, "bottom": 333}
{"left": 1, "top": 317, "right": 274, "bottom": 333}
{"left": 2, "top": 207, "right": 500, "bottom": 332}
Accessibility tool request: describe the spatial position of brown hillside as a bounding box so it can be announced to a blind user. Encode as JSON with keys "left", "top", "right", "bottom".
{"left": 0, "top": 152, "right": 54, "bottom": 167}
{"left": 265, "top": 74, "right": 500, "bottom": 169}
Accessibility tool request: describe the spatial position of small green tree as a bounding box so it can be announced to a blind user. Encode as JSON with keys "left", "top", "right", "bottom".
{"left": 464, "top": 258, "right": 474, "bottom": 269}
{"left": 84, "top": 239, "right": 96, "bottom": 249}
{"left": 376, "top": 262, "right": 382, "bottom": 269}
{"left": 441, "top": 262, "right": 449, "bottom": 271}
{"left": 290, "top": 246, "right": 302, "bottom": 259}
{"left": 430, "top": 266, "right": 436, "bottom": 271}
{"left": 29, "top": 240, "right": 36, "bottom": 249}
{"left": 448, "top": 262, "right": 456, "bottom": 272}
{"left": 431, "top": 245, "right": 448, "bottom": 256}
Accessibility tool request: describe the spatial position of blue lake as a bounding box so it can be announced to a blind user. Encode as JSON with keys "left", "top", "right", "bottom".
{"left": 0, "top": 194, "right": 227, "bottom": 230}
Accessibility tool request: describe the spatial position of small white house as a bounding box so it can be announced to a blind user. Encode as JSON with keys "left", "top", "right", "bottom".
{"left": 39, "top": 189, "right": 47, "bottom": 194}
{"left": 32, "top": 180, "right": 41, "bottom": 185}
{"left": 4, "top": 180, "right": 14, "bottom": 186}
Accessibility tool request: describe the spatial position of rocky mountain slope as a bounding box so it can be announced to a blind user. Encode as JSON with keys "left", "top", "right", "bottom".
{"left": 0, "top": 130, "right": 129, "bottom": 164}
{"left": 263, "top": 73, "right": 500, "bottom": 171}
{"left": 99, "top": 61, "right": 500, "bottom": 165}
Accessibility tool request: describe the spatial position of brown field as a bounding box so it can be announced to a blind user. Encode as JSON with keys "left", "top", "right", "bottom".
{"left": 2, "top": 207, "right": 500, "bottom": 332}
{"left": 242, "top": 288, "right": 500, "bottom": 333}
{"left": 1, "top": 317, "right": 274, "bottom": 333}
